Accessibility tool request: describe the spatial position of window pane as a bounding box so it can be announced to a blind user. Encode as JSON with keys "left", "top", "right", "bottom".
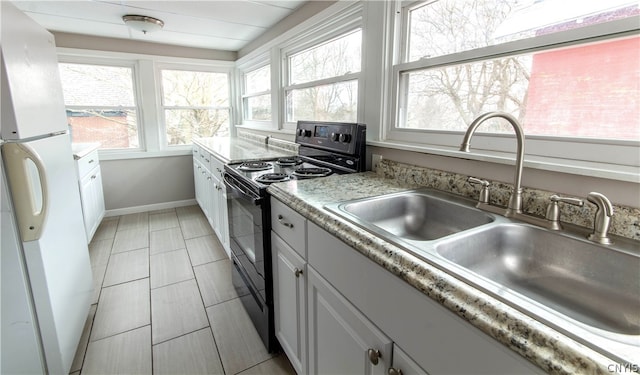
{"left": 286, "top": 80, "right": 358, "bottom": 123}
{"left": 59, "top": 63, "right": 139, "bottom": 149}
{"left": 66, "top": 109, "right": 139, "bottom": 149}
{"left": 400, "top": 36, "right": 640, "bottom": 140}
{"left": 161, "top": 70, "right": 229, "bottom": 107}
{"left": 289, "top": 30, "right": 362, "bottom": 85}
{"left": 407, "top": 0, "right": 638, "bottom": 62}
{"left": 245, "top": 94, "right": 271, "bottom": 121}
{"left": 165, "top": 109, "right": 229, "bottom": 146}
{"left": 245, "top": 65, "right": 270, "bottom": 94}
{"left": 59, "top": 63, "right": 135, "bottom": 106}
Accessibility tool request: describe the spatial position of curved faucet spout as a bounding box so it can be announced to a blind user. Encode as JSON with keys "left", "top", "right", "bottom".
{"left": 459, "top": 111, "right": 525, "bottom": 216}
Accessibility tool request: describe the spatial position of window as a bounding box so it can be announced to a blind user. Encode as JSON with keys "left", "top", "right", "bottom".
{"left": 160, "top": 69, "right": 230, "bottom": 146}
{"left": 389, "top": 0, "right": 639, "bottom": 168}
{"left": 242, "top": 64, "right": 271, "bottom": 122}
{"left": 59, "top": 63, "right": 140, "bottom": 150}
{"left": 284, "top": 28, "right": 362, "bottom": 124}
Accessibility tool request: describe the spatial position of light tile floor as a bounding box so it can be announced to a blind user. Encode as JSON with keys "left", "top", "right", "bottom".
{"left": 70, "top": 206, "right": 295, "bottom": 375}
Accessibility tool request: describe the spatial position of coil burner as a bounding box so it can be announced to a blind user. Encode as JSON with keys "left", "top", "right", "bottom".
{"left": 275, "top": 156, "right": 304, "bottom": 167}
{"left": 255, "top": 173, "right": 291, "bottom": 184}
{"left": 238, "top": 161, "right": 272, "bottom": 171}
{"left": 292, "top": 167, "right": 332, "bottom": 179}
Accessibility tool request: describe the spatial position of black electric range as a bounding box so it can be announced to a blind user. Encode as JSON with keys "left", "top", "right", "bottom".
{"left": 222, "top": 121, "right": 366, "bottom": 352}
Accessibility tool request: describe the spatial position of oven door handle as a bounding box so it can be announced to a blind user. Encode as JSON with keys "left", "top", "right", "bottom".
{"left": 223, "top": 172, "right": 262, "bottom": 205}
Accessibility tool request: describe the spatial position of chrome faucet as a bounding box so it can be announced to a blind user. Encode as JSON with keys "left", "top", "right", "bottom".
{"left": 460, "top": 112, "right": 525, "bottom": 217}
{"left": 586, "top": 192, "right": 614, "bottom": 245}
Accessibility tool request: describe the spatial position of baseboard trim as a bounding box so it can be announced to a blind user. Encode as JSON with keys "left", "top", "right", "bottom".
{"left": 105, "top": 199, "right": 197, "bottom": 217}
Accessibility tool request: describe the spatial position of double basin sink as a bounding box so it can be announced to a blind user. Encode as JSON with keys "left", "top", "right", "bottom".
{"left": 324, "top": 189, "right": 639, "bottom": 364}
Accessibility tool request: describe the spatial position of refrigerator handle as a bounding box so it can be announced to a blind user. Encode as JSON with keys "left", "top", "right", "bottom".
{"left": 2, "top": 142, "right": 49, "bottom": 241}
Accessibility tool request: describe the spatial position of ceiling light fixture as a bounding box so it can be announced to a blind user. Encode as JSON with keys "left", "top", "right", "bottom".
{"left": 122, "top": 15, "right": 164, "bottom": 34}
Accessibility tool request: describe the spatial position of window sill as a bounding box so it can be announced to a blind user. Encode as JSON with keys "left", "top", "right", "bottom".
{"left": 369, "top": 140, "right": 640, "bottom": 183}
{"left": 98, "top": 149, "right": 193, "bottom": 161}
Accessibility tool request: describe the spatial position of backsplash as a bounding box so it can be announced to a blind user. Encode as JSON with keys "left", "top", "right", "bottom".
{"left": 376, "top": 159, "right": 640, "bottom": 241}
{"left": 267, "top": 136, "right": 299, "bottom": 153}
{"left": 237, "top": 129, "right": 268, "bottom": 144}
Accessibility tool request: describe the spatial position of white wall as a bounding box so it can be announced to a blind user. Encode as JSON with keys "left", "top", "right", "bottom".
{"left": 100, "top": 155, "right": 194, "bottom": 212}
{"left": 53, "top": 32, "right": 236, "bottom": 61}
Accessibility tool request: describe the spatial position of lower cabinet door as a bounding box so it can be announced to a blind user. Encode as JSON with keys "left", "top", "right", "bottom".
{"left": 390, "top": 344, "right": 429, "bottom": 375}
{"left": 272, "top": 232, "right": 306, "bottom": 374}
{"left": 308, "top": 266, "right": 392, "bottom": 375}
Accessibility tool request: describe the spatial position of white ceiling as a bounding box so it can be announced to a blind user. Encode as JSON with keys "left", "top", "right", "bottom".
{"left": 12, "top": 0, "right": 307, "bottom": 51}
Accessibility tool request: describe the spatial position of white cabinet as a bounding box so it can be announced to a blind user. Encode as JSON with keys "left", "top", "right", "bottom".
{"left": 271, "top": 198, "right": 308, "bottom": 374}
{"left": 272, "top": 232, "right": 307, "bottom": 374}
{"left": 307, "top": 221, "right": 543, "bottom": 375}
{"left": 75, "top": 149, "right": 105, "bottom": 243}
{"left": 210, "top": 156, "right": 229, "bottom": 254}
{"left": 192, "top": 145, "right": 230, "bottom": 256}
{"left": 307, "top": 266, "right": 392, "bottom": 375}
{"left": 389, "top": 344, "right": 429, "bottom": 375}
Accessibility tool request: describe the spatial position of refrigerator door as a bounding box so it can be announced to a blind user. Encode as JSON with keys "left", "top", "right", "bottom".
{"left": 0, "top": 2, "right": 69, "bottom": 140}
{"left": 1, "top": 149, "right": 46, "bottom": 374}
{"left": 1, "top": 134, "right": 92, "bottom": 374}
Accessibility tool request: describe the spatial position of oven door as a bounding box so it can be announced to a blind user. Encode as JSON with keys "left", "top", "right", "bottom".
{"left": 223, "top": 172, "right": 275, "bottom": 350}
{"left": 223, "top": 172, "right": 267, "bottom": 280}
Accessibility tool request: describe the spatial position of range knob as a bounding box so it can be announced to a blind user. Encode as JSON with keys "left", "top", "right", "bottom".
{"left": 338, "top": 133, "right": 351, "bottom": 143}
{"left": 331, "top": 132, "right": 339, "bottom": 142}
{"left": 297, "top": 129, "right": 311, "bottom": 137}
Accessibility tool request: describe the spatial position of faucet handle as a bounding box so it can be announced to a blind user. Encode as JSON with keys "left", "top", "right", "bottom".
{"left": 467, "top": 177, "right": 490, "bottom": 204}
{"left": 545, "top": 194, "right": 584, "bottom": 230}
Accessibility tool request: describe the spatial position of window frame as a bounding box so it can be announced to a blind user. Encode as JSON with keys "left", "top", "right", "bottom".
{"left": 383, "top": 1, "right": 640, "bottom": 180}
{"left": 280, "top": 17, "right": 364, "bottom": 130}
{"left": 156, "top": 63, "right": 233, "bottom": 148}
{"left": 57, "top": 56, "right": 144, "bottom": 152}
{"left": 57, "top": 48, "right": 234, "bottom": 159}
{"left": 239, "top": 57, "right": 273, "bottom": 128}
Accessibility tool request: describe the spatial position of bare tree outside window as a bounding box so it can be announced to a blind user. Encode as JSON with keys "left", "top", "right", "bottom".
{"left": 402, "top": 0, "right": 529, "bottom": 132}
{"left": 243, "top": 65, "right": 271, "bottom": 121}
{"left": 161, "top": 69, "right": 230, "bottom": 146}
{"left": 286, "top": 29, "right": 361, "bottom": 123}
{"left": 400, "top": 0, "right": 639, "bottom": 140}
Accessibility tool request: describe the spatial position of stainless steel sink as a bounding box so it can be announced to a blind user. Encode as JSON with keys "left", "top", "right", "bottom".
{"left": 325, "top": 189, "right": 640, "bottom": 363}
{"left": 330, "top": 190, "right": 495, "bottom": 242}
{"left": 435, "top": 224, "right": 640, "bottom": 336}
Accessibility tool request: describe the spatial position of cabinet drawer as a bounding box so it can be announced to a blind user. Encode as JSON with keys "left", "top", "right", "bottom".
{"left": 271, "top": 198, "right": 306, "bottom": 259}
{"left": 76, "top": 149, "right": 99, "bottom": 178}
{"left": 197, "top": 148, "right": 212, "bottom": 171}
{"left": 210, "top": 155, "right": 225, "bottom": 181}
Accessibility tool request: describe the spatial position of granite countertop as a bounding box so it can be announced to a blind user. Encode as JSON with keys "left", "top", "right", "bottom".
{"left": 267, "top": 172, "right": 624, "bottom": 375}
{"left": 194, "top": 137, "right": 296, "bottom": 163}
{"left": 71, "top": 142, "right": 101, "bottom": 160}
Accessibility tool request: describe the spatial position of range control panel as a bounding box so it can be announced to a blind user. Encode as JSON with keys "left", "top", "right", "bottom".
{"left": 295, "top": 121, "right": 366, "bottom": 156}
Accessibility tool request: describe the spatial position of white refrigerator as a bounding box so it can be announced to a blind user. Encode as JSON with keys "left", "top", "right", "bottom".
{"left": 1, "top": 2, "right": 93, "bottom": 374}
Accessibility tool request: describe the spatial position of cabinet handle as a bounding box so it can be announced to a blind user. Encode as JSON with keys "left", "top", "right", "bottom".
{"left": 91, "top": 175, "right": 97, "bottom": 180}
{"left": 367, "top": 349, "right": 381, "bottom": 365}
{"left": 88, "top": 159, "right": 95, "bottom": 163}
{"left": 388, "top": 368, "right": 403, "bottom": 375}
{"left": 277, "top": 214, "right": 293, "bottom": 228}
{"left": 294, "top": 268, "right": 303, "bottom": 278}
{"left": 216, "top": 185, "right": 222, "bottom": 191}
{"left": 208, "top": 177, "right": 212, "bottom": 181}
{"left": 217, "top": 168, "right": 222, "bottom": 172}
